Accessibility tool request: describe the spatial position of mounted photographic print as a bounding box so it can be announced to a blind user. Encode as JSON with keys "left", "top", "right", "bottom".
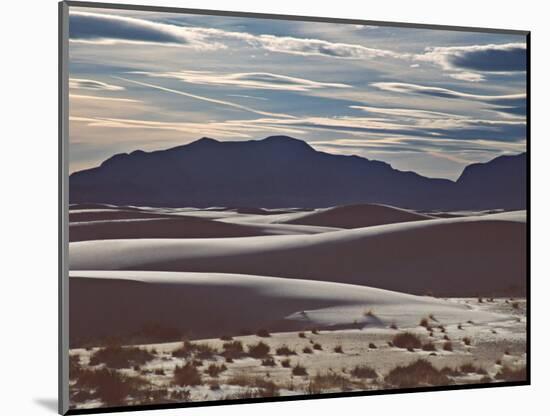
{"left": 59, "top": 1, "right": 529, "bottom": 414}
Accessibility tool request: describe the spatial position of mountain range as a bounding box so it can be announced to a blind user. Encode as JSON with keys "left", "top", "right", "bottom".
{"left": 69, "top": 135, "right": 527, "bottom": 210}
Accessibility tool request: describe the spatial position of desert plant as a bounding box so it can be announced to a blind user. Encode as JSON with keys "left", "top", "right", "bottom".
{"left": 390, "top": 322, "right": 398, "bottom": 330}
{"left": 392, "top": 332, "right": 422, "bottom": 350}
{"left": 307, "top": 373, "right": 350, "bottom": 394}
{"left": 281, "top": 358, "right": 291, "bottom": 368}
{"left": 248, "top": 341, "right": 270, "bottom": 358}
{"left": 459, "top": 363, "right": 486, "bottom": 375}
{"left": 463, "top": 337, "right": 472, "bottom": 346}
{"left": 298, "top": 332, "right": 306, "bottom": 338}
{"left": 350, "top": 365, "right": 377, "bottom": 379}
{"left": 75, "top": 368, "right": 147, "bottom": 406}
{"left": 311, "top": 329, "right": 319, "bottom": 335}
{"left": 173, "top": 363, "right": 202, "bottom": 386}
{"left": 419, "top": 317, "right": 430, "bottom": 328}
{"left": 313, "top": 343, "right": 323, "bottom": 351}
{"left": 369, "top": 342, "right": 377, "bottom": 349}
{"left": 422, "top": 342, "right": 437, "bottom": 352}
{"left": 385, "top": 359, "right": 448, "bottom": 388}
{"left": 220, "top": 335, "right": 233, "bottom": 341}
{"left": 443, "top": 341, "right": 453, "bottom": 351}
{"left": 495, "top": 365, "right": 526, "bottom": 382}
{"left": 89, "top": 346, "right": 155, "bottom": 369}
{"left": 334, "top": 345, "right": 344, "bottom": 353}
{"left": 222, "top": 340, "right": 246, "bottom": 360}
{"left": 302, "top": 346, "right": 313, "bottom": 354}
{"left": 292, "top": 364, "right": 308, "bottom": 376}
{"left": 261, "top": 358, "right": 276, "bottom": 367}
{"left": 153, "top": 368, "right": 165, "bottom": 376}
{"left": 275, "top": 345, "right": 297, "bottom": 356}
{"left": 512, "top": 302, "right": 520, "bottom": 310}
{"left": 206, "top": 363, "right": 227, "bottom": 377}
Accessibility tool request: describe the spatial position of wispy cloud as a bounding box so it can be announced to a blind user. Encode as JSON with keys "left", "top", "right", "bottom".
{"left": 112, "top": 76, "right": 296, "bottom": 119}
{"left": 69, "top": 78, "right": 125, "bottom": 91}
{"left": 132, "top": 70, "right": 351, "bottom": 92}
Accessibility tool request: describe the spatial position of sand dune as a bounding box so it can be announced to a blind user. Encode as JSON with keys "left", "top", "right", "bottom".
{"left": 70, "top": 211, "right": 526, "bottom": 296}
{"left": 282, "top": 203, "right": 433, "bottom": 228}
{"left": 69, "top": 270, "right": 505, "bottom": 347}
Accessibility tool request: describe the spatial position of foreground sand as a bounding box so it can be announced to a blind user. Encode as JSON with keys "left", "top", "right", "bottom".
{"left": 69, "top": 297, "right": 526, "bottom": 410}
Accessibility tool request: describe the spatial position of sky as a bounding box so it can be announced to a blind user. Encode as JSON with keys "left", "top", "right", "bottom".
{"left": 67, "top": 6, "right": 527, "bottom": 180}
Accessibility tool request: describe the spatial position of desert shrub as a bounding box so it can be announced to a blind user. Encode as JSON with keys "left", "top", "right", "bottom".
{"left": 292, "top": 364, "right": 308, "bottom": 376}
{"left": 226, "top": 375, "right": 279, "bottom": 397}
{"left": 298, "top": 332, "right": 306, "bottom": 338}
{"left": 307, "top": 373, "right": 350, "bottom": 394}
{"left": 457, "top": 323, "right": 463, "bottom": 330}
{"left": 173, "top": 363, "right": 202, "bottom": 386}
{"left": 75, "top": 368, "right": 146, "bottom": 406}
{"left": 422, "top": 342, "right": 437, "bottom": 352}
{"left": 153, "top": 368, "right": 165, "bottom": 376}
{"left": 89, "top": 346, "right": 155, "bottom": 369}
{"left": 192, "top": 359, "right": 203, "bottom": 367}
{"left": 459, "top": 363, "right": 486, "bottom": 375}
{"left": 478, "top": 297, "right": 484, "bottom": 303}
{"left": 387, "top": 341, "right": 394, "bottom": 347}
{"left": 248, "top": 341, "right": 270, "bottom": 358}
{"left": 496, "top": 359, "right": 502, "bottom": 365}
{"left": 390, "top": 322, "right": 398, "bottom": 330}
{"left": 350, "top": 365, "right": 377, "bottom": 379}
{"left": 420, "top": 317, "right": 430, "bottom": 328}
{"left": 467, "top": 320, "right": 475, "bottom": 325}
{"left": 206, "top": 363, "right": 227, "bottom": 377}
{"left": 364, "top": 309, "right": 375, "bottom": 317}
{"left": 334, "top": 345, "right": 344, "bottom": 353}
{"left": 222, "top": 341, "right": 246, "bottom": 360}
{"left": 429, "top": 314, "right": 438, "bottom": 322}
{"left": 311, "top": 329, "right": 319, "bottom": 335}
{"left": 385, "top": 359, "right": 448, "bottom": 388}
{"left": 281, "top": 359, "right": 291, "bottom": 368}
{"left": 440, "top": 366, "right": 461, "bottom": 377}
{"left": 462, "top": 337, "right": 472, "bottom": 346}
{"left": 209, "top": 381, "right": 221, "bottom": 390}
{"left": 512, "top": 302, "right": 520, "bottom": 310}
{"left": 302, "top": 347, "right": 313, "bottom": 354}
{"left": 256, "top": 329, "right": 271, "bottom": 338}
{"left": 443, "top": 341, "right": 453, "bottom": 351}
{"left": 275, "top": 345, "right": 297, "bottom": 356}
{"left": 220, "top": 335, "right": 233, "bottom": 341}
{"left": 313, "top": 343, "right": 323, "bottom": 351}
{"left": 172, "top": 341, "right": 196, "bottom": 358}
{"left": 392, "top": 332, "right": 422, "bottom": 350}
{"left": 443, "top": 335, "right": 450, "bottom": 341}
{"left": 495, "top": 365, "right": 526, "bottom": 382}
{"left": 261, "top": 358, "right": 276, "bottom": 367}
{"left": 369, "top": 343, "right": 377, "bottom": 349}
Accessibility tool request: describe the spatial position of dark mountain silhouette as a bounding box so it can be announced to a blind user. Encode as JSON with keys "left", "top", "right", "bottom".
{"left": 69, "top": 135, "right": 526, "bottom": 210}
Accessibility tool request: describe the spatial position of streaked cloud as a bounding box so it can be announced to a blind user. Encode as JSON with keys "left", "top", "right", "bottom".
{"left": 132, "top": 70, "right": 351, "bottom": 92}
{"left": 69, "top": 78, "right": 125, "bottom": 91}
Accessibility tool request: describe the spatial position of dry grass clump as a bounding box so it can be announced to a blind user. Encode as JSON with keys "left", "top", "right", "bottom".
{"left": 220, "top": 335, "right": 233, "bottom": 341}
{"left": 512, "top": 302, "right": 520, "bottom": 310}
{"left": 226, "top": 375, "right": 280, "bottom": 397}
{"left": 298, "top": 332, "right": 306, "bottom": 338}
{"left": 462, "top": 337, "right": 472, "bottom": 346}
{"left": 89, "top": 346, "right": 155, "bottom": 369}
{"left": 307, "top": 373, "right": 351, "bottom": 394}
{"left": 392, "top": 332, "right": 422, "bottom": 350}
{"left": 334, "top": 345, "right": 344, "bottom": 353}
{"left": 350, "top": 365, "right": 377, "bottom": 379}
{"left": 275, "top": 345, "right": 297, "bottom": 356}
{"left": 313, "top": 343, "right": 323, "bottom": 351}
{"left": 302, "top": 346, "right": 313, "bottom": 354}
{"left": 281, "top": 358, "right": 291, "bottom": 368}
{"left": 173, "top": 363, "right": 202, "bottom": 386}
{"left": 248, "top": 341, "right": 270, "bottom": 358}
{"left": 261, "top": 358, "right": 276, "bottom": 367}
{"left": 385, "top": 359, "right": 448, "bottom": 388}
{"left": 311, "top": 329, "right": 319, "bottom": 335}
{"left": 221, "top": 340, "right": 246, "bottom": 360}
{"left": 369, "top": 342, "right": 377, "bottom": 349}
{"left": 74, "top": 368, "right": 147, "bottom": 406}
{"left": 419, "top": 317, "right": 430, "bottom": 328}
{"left": 495, "top": 365, "right": 527, "bottom": 382}
{"left": 206, "top": 363, "right": 227, "bottom": 377}
{"left": 422, "top": 342, "right": 437, "bottom": 352}
{"left": 459, "top": 363, "right": 486, "bottom": 375}
{"left": 443, "top": 341, "right": 453, "bottom": 351}
{"left": 172, "top": 341, "right": 218, "bottom": 360}
{"left": 292, "top": 363, "right": 308, "bottom": 376}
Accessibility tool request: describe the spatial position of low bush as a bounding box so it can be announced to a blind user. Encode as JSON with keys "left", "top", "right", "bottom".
{"left": 392, "top": 332, "right": 422, "bottom": 350}
{"left": 385, "top": 359, "right": 448, "bottom": 388}
{"left": 173, "top": 363, "right": 202, "bottom": 386}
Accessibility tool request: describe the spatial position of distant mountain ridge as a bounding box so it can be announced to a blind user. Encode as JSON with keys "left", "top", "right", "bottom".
{"left": 70, "top": 135, "right": 526, "bottom": 210}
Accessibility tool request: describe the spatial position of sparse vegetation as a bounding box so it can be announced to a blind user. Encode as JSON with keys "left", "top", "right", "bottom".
{"left": 420, "top": 317, "right": 430, "bottom": 328}
{"left": 281, "top": 358, "right": 291, "bottom": 368}
{"left": 292, "top": 363, "right": 308, "bottom": 376}
{"left": 392, "top": 332, "right": 422, "bottom": 350}
{"left": 369, "top": 343, "right": 377, "bottom": 349}
{"left": 443, "top": 341, "right": 453, "bottom": 351}
{"left": 89, "top": 346, "right": 155, "bottom": 369}
{"left": 385, "top": 359, "right": 449, "bottom": 388}
{"left": 226, "top": 375, "right": 279, "bottom": 397}
{"left": 302, "top": 346, "right": 313, "bottom": 354}
{"left": 350, "top": 365, "right": 377, "bottom": 379}
{"left": 313, "top": 343, "right": 323, "bottom": 351}
{"left": 222, "top": 340, "right": 246, "bottom": 360}
{"left": 275, "top": 345, "right": 297, "bottom": 356}
{"left": 298, "top": 332, "right": 306, "bottom": 338}
{"left": 495, "top": 365, "right": 526, "bottom": 382}
{"left": 248, "top": 341, "right": 271, "bottom": 358}
{"left": 75, "top": 368, "right": 147, "bottom": 406}
{"left": 390, "top": 322, "right": 398, "bottom": 330}
{"left": 220, "top": 335, "right": 233, "bottom": 341}
{"left": 459, "top": 363, "right": 486, "bottom": 375}
{"left": 261, "top": 358, "right": 276, "bottom": 367}
{"left": 307, "top": 373, "right": 351, "bottom": 394}
{"left": 463, "top": 337, "right": 472, "bottom": 346}
{"left": 334, "top": 345, "right": 344, "bottom": 353}
{"left": 206, "top": 363, "right": 227, "bottom": 377}
{"left": 173, "top": 363, "right": 202, "bottom": 386}
{"left": 422, "top": 342, "right": 437, "bottom": 352}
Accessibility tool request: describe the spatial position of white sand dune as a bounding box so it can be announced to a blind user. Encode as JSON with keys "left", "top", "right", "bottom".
{"left": 70, "top": 211, "right": 526, "bottom": 296}
{"left": 282, "top": 203, "right": 434, "bottom": 228}
{"left": 69, "top": 270, "right": 506, "bottom": 347}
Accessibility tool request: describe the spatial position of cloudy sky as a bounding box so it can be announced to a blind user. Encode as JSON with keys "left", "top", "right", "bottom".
{"left": 68, "top": 6, "right": 527, "bottom": 179}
